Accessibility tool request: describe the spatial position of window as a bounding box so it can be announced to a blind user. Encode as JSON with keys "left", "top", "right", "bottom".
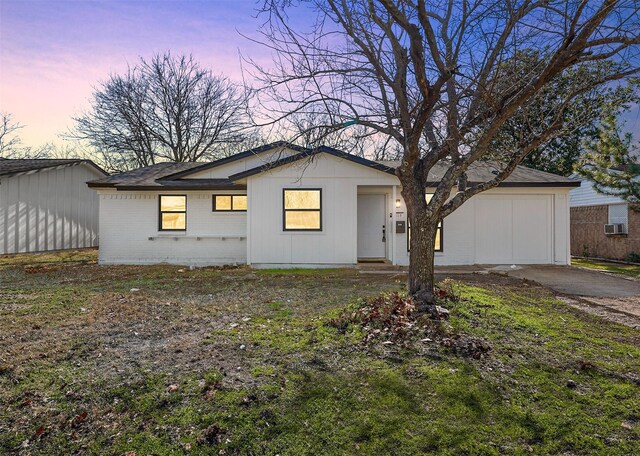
{"left": 407, "top": 193, "right": 443, "bottom": 252}
{"left": 159, "top": 195, "right": 186, "bottom": 231}
{"left": 608, "top": 203, "right": 628, "bottom": 226}
{"left": 213, "top": 194, "right": 247, "bottom": 212}
{"left": 283, "top": 189, "right": 322, "bottom": 231}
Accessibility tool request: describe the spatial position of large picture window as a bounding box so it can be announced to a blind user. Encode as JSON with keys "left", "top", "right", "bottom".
{"left": 159, "top": 195, "right": 186, "bottom": 231}
{"left": 213, "top": 194, "right": 247, "bottom": 212}
{"left": 283, "top": 189, "right": 322, "bottom": 231}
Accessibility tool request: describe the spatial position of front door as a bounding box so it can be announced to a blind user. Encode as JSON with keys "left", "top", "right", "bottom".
{"left": 357, "top": 194, "right": 386, "bottom": 259}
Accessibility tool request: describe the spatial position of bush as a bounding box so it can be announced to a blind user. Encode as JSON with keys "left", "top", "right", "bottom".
{"left": 625, "top": 252, "right": 640, "bottom": 263}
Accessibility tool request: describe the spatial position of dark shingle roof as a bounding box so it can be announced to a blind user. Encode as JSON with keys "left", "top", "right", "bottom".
{"left": 0, "top": 158, "right": 107, "bottom": 178}
{"left": 160, "top": 141, "right": 309, "bottom": 180}
{"left": 87, "top": 162, "right": 245, "bottom": 190}
{"left": 87, "top": 144, "right": 578, "bottom": 190}
{"left": 229, "top": 145, "right": 395, "bottom": 181}
{"left": 378, "top": 160, "right": 579, "bottom": 187}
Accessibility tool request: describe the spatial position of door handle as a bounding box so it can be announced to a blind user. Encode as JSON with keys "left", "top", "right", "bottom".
{"left": 382, "top": 225, "right": 386, "bottom": 242}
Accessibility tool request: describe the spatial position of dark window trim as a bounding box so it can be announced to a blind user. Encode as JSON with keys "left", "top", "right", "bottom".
{"left": 159, "top": 194, "right": 187, "bottom": 231}
{"left": 212, "top": 194, "right": 247, "bottom": 212}
{"left": 407, "top": 220, "right": 443, "bottom": 253}
{"left": 282, "top": 188, "right": 323, "bottom": 232}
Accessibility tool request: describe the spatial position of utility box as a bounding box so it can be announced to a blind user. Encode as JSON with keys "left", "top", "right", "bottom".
{"left": 395, "top": 220, "right": 406, "bottom": 234}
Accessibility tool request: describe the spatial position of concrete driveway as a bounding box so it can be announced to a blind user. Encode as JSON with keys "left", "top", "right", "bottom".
{"left": 503, "top": 265, "right": 640, "bottom": 298}
{"left": 496, "top": 265, "right": 640, "bottom": 321}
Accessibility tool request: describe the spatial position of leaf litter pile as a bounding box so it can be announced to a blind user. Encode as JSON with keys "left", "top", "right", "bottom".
{"left": 327, "top": 280, "right": 492, "bottom": 359}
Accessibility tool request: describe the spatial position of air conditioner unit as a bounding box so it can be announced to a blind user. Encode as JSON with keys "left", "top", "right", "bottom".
{"left": 604, "top": 223, "right": 627, "bottom": 235}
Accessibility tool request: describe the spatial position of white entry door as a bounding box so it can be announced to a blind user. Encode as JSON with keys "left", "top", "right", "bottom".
{"left": 357, "top": 194, "right": 386, "bottom": 258}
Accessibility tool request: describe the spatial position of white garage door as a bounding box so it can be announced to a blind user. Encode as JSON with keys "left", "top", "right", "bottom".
{"left": 475, "top": 194, "right": 553, "bottom": 264}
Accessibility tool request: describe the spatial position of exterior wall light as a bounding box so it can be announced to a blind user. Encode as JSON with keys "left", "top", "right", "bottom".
{"left": 395, "top": 199, "right": 401, "bottom": 208}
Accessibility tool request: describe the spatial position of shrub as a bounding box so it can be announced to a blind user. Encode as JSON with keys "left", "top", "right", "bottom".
{"left": 625, "top": 252, "right": 640, "bottom": 263}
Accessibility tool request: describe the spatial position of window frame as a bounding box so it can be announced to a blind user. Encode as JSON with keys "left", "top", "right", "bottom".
{"left": 608, "top": 203, "right": 628, "bottom": 226}
{"left": 407, "top": 221, "right": 443, "bottom": 253}
{"left": 158, "top": 194, "right": 187, "bottom": 232}
{"left": 212, "top": 194, "right": 247, "bottom": 212}
{"left": 282, "top": 188, "right": 323, "bottom": 232}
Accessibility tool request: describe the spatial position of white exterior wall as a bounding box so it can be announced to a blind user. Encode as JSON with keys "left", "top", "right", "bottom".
{"left": 94, "top": 151, "right": 572, "bottom": 267}
{"left": 0, "top": 164, "right": 102, "bottom": 254}
{"left": 569, "top": 177, "right": 626, "bottom": 207}
{"left": 392, "top": 187, "right": 572, "bottom": 266}
{"left": 184, "top": 148, "right": 300, "bottom": 179}
{"left": 246, "top": 154, "right": 572, "bottom": 266}
{"left": 247, "top": 154, "right": 397, "bottom": 267}
{"left": 97, "top": 190, "right": 247, "bottom": 265}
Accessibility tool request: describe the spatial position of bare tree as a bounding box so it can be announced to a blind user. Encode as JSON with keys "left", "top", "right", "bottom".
{"left": 0, "top": 112, "right": 53, "bottom": 159}
{"left": 265, "top": 110, "right": 402, "bottom": 159}
{"left": 0, "top": 113, "right": 22, "bottom": 157}
{"left": 72, "top": 53, "right": 249, "bottom": 172}
{"left": 248, "top": 0, "right": 640, "bottom": 310}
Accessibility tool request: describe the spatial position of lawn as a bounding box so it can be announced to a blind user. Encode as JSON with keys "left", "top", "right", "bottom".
{"left": 1, "top": 251, "right": 638, "bottom": 455}
{"left": 572, "top": 257, "right": 640, "bottom": 278}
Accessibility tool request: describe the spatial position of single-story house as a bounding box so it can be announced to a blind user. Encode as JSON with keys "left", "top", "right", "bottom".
{"left": 0, "top": 158, "right": 108, "bottom": 254}
{"left": 569, "top": 174, "right": 639, "bottom": 260}
{"left": 87, "top": 142, "right": 579, "bottom": 267}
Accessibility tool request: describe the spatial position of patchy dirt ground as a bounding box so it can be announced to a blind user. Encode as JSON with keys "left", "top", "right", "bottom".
{"left": 1, "top": 250, "right": 639, "bottom": 455}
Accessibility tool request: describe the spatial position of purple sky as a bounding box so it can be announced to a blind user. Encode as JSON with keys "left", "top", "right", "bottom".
{"left": 0, "top": 0, "right": 273, "bottom": 146}
{"left": 1, "top": 0, "right": 638, "bottom": 148}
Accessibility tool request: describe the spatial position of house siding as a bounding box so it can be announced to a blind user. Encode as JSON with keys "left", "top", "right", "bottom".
{"left": 247, "top": 154, "right": 398, "bottom": 266}
{"left": 93, "top": 152, "right": 573, "bottom": 267}
{"left": 569, "top": 177, "right": 626, "bottom": 207}
{"left": 0, "top": 164, "right": 102, "bottom": 254}
{"left": 97, "top": 190, "right": 247, "bottom": 265}
{"left": 246, "top": 154, "right": 572, "bottom": 267}
{"left": 182, "top": 147, "right": 301, "bottom": 179}
{"left": 570, "top": 204, "right": 640, "bottom": 260}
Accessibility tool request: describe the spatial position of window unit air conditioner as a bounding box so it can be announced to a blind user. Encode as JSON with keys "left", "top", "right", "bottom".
{"left": 604, "top": 223, "right": 627, "bottom": 235}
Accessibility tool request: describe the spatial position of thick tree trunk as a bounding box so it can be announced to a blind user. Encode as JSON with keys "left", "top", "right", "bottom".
{"left": 407, "top": 208, "right": 439, "bottom": 310}
{"left": 399, "top": 168, "right": 440, "bottom": 311}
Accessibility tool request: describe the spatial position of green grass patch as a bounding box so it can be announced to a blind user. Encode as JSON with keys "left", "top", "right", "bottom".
{"left": 0, "top": 250, "right": 638, "bottom": 454}
{"left": 573, "top": 258, "right": 640, "bottom": 278}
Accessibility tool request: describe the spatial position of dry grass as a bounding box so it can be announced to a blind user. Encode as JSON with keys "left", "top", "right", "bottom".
{"left": 1, "top": 250, "right": 638, "bottom": 455}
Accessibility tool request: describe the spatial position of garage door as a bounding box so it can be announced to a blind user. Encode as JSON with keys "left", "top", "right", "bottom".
{"left": 475, "top": 195, "right": 553, "bottom": 264}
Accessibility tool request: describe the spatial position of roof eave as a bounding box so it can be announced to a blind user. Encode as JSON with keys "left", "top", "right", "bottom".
{"left": 2, "top": 160, "right": 108, "bottom": 179}
{"left": 93, "top": 184, "right": 248, "bottom": 191}
{"left": 157, "top": 141, "right": 309, "bottom": 180}
{"left": 229, "top": 147, "right": 397, "bottom": 181}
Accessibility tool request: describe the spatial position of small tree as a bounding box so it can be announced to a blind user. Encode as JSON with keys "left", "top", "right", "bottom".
{"left": 73, "top": 53, "right": 249, "bottom": 172}
{"left": 250, "top": 0, "right": 640, "bottom": 310}
{"left": 578, "top": 113, "right": 639, "bottom": 209}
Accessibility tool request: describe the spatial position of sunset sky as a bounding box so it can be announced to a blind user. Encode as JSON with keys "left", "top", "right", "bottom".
{"left": 0, "top": 0, "right": 277, "bottom": 147}
{"left": 1, "top": 0, "right": 638, "bottom": 149}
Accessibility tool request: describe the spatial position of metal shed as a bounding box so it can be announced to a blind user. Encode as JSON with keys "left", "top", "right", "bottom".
{"left": 0, "top": 159, "right": 108, "bottom": 254}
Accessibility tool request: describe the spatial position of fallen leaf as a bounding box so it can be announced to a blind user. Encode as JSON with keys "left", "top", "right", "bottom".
{"left": 71, "top": 411, "right": 88, "bottom": 427}
{"left": 34, "top": 426, "right": 46, "bottom": 438}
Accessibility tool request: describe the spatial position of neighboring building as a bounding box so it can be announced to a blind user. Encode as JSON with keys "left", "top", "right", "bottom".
{"left": 88, "top": 142, "right": 578, "bottom": 267}
{"left": 570, "top": 175, "right": 639, "bottom": 260}
{"left": 0, "top": 159, "right": 108, "bottom": 255}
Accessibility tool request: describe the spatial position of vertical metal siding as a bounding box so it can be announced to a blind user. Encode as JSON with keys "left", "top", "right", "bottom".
{"left": 0, "top": 164, "right": 102, "bottom": 254}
